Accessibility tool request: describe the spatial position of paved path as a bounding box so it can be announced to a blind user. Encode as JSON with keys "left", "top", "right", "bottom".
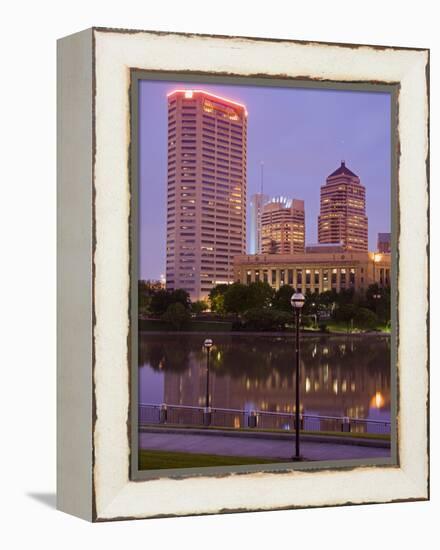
{"left": 139, "top": 430, "right": 390, "bottom": 462}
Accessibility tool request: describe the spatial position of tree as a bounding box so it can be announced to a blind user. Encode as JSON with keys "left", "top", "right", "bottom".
{"left": 150, "top": 289, "right": 190, "bottom": 316}
{"left": 335, "top": 303, "right": 357, "bottom": 332}
{"left": 354, "top": 307, "right": 379, "bottom": 329}
{"left": 161, "top": 302, "right": 190, "bottom": 331}
{"left": 138, "top": 282, "right": 152, "bottom": 314}
{"left": 337, "top": 288, "right": 355, "bottom": 305}
{"left": 138, "top": 279, "right": 163, "bottom": 314}
{"left": 272, "top": 284, "right": 294, "bottom": 312}
{"left": 365, "top": 283, "right": 390, "bottom": 322}
{"left": 191, "top": 300, "right": 209, "bottom": 315}
{"left": 303, "top": 290, "right": 320, "bottom": 315}
{"left": 209, "top": 284, "right": 229, "bottom": 314}
{"left": 247, "top": 281, "right": 274, "bottom": 309}
{"left": 242, "top": 308, "right": 291, "bottom": 331}
{"left": 223, "top": 283, "right": 250, "bottom": 314}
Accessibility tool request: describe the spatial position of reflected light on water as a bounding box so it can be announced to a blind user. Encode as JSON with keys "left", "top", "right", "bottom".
{"left": 371, "top": 391, "right": 385, "bottom": 409}
{"left": 139, "top": 333, "right": 391, "bottom": 424}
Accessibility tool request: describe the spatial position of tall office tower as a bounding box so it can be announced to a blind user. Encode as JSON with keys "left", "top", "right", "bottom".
{"left": 261, "top": 196, "right": 305, "bottom": 254}
{"left": 249, "top": 193, "right": 269, "bottom": 253}
{"left": 318, "top": 161, "right": 368, "bottom": 251}
{"left": 377, "top": 232, "right": 391, "bottom": 254}
{"left": 165, "top": 89, "right": 247, "bottom": 301}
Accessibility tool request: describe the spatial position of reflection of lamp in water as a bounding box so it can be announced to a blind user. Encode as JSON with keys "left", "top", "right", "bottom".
{"left": 305, "top": 377, "right": 311, "bottom": 393}
{"left": 291, "top": 291, "right": 305, "bottom": 461}
{"left": 203, "top": 338, "right": 213, "bottom": 425}
{"left": 370, "top": 391, "right": 385, "bottom": 409}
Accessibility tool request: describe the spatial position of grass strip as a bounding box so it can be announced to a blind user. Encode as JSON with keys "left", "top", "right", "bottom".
{"left": 139, "top": 449, "right": 285, "bottom": 470}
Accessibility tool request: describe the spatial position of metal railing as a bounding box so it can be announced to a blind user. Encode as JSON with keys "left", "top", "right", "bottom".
{"left": 139, "top": 403, "right": 391, "bottom": 435}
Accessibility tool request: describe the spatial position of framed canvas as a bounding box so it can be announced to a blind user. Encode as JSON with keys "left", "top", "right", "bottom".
{"left": 57, "top": 27, "right": 429, "bottom": 522}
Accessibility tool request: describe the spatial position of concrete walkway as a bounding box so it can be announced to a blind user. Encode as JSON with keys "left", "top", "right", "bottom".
{"left": 139, "top": 429, "right": 390, "bottom": 462}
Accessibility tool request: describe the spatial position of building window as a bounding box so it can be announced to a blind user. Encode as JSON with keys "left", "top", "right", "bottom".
{"left": 331, "top": 269, "right": 337, "bottom": 286}
{"left": 340, "top": 268, "right": 346, "bottom": 286}
{"left": 314, "top": 270, "right": 320, "bottom": 285}
{"left": 287, "top": 269, "right": 294, "bottom": 285}
{"left": 255, "top": 270, "right": 260, "bottom": 283}
{"left": 305, "top": 269, "right": 311, "bottom": 285}
{"left": 349, "top": 268, "right": 355, "bottom": 286}
{"left": 246, "top": 270, "right": 252, "bottom": 285}
{"left": 280, "top": 270, "right": 285, "bottom": 285}
{"left": 263, "top": 270, "right": 268, "bottom": 283}
{"left": 297, "top": 269, "right": 302, "bottom": 287}
{"left": 271, "top": 270, "right": 277, "bottom": 286}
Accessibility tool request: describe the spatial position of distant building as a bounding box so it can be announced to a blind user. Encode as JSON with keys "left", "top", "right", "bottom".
{"left": 234, "top": 251, "right": 390, "bottom": 293}
{"left": 377, "top": 232, "right": 391, "bottom": 254}
{"left": 318, "top": 161, "right": 368, "bottom": 251}
{"left": 305, "top": 243, "right": 345, "bottom": 254}
{"left": 249, "top": 192, "right": 268, "bottom": 254}
{"left": 261, "top": 196, "right": 305, "bottom": 255}
{"left": 165, "top": 89, "right": 247, "bottom": 301}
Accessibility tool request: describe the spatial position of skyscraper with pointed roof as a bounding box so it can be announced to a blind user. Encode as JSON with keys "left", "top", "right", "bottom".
{"left": 318, "top": 161, "right": 368, "bottom": 251}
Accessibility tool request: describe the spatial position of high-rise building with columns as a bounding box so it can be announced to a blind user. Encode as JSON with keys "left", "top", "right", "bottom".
{"left": 261, "top": 196, "right": 305, "bottom": 254}
{"left": 318, "top": 161, "right": 368, "bottom": 251}
{"left": 165, "top": 89, "right": 247, "bottom": 301}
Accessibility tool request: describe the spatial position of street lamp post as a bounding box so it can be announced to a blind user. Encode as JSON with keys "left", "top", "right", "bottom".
{"left": 291, "top": 291, "right": 305, "bottom": 460}
{"left": 203, "top": 338, "right": 213, "bottom": 426}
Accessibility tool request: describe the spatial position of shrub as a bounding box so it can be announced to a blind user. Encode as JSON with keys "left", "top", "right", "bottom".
{"left": 354, "top": 307, "right": 379, "bottom": 329}
{"left": 191, "top": 300, "right": 209, "bottom": 315}
{"left": 242, "top": 308, "right": 292, "bottom": 331}
{"left": 161, "top": 302, "right": 191, "bottom": 331}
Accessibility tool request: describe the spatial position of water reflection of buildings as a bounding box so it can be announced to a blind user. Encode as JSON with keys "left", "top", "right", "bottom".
{"left": 160, "top": 341, "right": 390, "bottom": 421}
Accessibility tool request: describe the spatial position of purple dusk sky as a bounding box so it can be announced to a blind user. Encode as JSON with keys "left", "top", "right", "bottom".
{"left": 139, "top": 80, "right": 391, "bottom": 281}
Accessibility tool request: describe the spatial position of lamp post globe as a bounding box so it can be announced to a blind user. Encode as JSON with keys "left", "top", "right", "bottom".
{"left": 291, "top": 291, "right": 305, "bottom": 460}
{"left": 291, "top": 292, "right": 305, "bottom": 310}
{"left": 204, "top": 338, "right": 213, "bottom": 349}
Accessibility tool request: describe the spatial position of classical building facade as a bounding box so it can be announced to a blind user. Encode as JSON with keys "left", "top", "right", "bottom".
{"left": 233, "top": 249, "right": 391, "bottom": 294}
{"left": 165, "top": 90, "right": 247, "bottom": 301}
{"left": 318, "top": 161, "right": 368, "bottom": 251}
{"left": 261, "top": 197, "right": 305, "bottom": 254}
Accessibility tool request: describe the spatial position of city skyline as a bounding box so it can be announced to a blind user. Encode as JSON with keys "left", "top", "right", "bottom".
{"left": 139, "top": 80, "right": 391, "bottom": 281}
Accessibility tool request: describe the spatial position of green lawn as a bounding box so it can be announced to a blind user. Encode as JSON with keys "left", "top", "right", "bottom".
{"left": 323, "top": 320, "right": 390, "bottom": 334}
{"left": 139, "top": 449, "right": 283, "bottom": 470}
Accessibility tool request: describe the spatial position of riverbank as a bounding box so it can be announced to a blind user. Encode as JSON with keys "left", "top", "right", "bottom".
{"left": 139, "top": 318, "right": 391, "bottom": 335}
